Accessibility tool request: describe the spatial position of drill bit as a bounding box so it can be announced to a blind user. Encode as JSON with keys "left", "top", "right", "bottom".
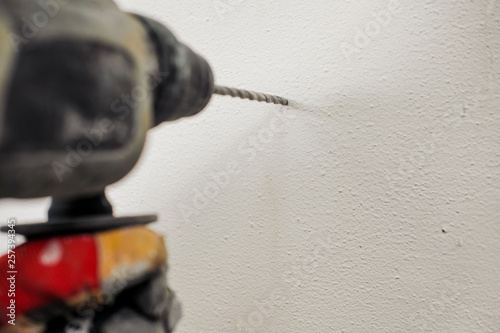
{"left": 214, "top": 85, "right": 289, "bottom": 106}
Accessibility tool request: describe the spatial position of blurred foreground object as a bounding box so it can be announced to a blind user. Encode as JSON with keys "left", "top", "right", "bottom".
{"left": 0, "top": 0, "right": 214, "bottom": 199}
{"left": 0, "top": 0, "right": 289, "bottom": 331}
{"left": 0, "top": 0, "right": 210, "bottom": 331}
{"left": 0, "top": 226, "right": 181, "bottom": 333}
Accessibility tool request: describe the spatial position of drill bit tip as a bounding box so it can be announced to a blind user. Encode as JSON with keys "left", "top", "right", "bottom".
{"left": 214, "top": 85, "right": 289, "bottom": 106}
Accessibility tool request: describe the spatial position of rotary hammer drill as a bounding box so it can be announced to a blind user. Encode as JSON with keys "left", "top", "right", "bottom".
{"left": 0, "top": 0, "right": 288, "bottom": 332}
{"left": 0, "top": 0, "right": 216, "bottom": 332}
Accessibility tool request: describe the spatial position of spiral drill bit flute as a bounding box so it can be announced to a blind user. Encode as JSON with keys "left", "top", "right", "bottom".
{"left": 0, "top": 0, "right": 289, "bottom": 332}
{"left": 214, "top": 86, "right": 289, "bottom": 106}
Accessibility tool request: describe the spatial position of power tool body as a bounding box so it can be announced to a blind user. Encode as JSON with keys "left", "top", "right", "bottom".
{"left": 0, "top": 0, "right": 214, "bottom": 332}
{"left": 0, "top": 1, "right": 289, "bottom": 332}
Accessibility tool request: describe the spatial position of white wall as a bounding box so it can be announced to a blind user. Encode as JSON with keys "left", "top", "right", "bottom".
{"left": 1, "top": 0, "right": 500, "bottom": 331}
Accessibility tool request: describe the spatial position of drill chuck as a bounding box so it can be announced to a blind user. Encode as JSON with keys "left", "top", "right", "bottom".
{"left": 135, "top": 15, "right": 215, "bottom": 125}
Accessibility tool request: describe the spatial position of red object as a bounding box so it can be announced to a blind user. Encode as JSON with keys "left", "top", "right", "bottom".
{"left": 0, "top": 235, "right": 99, "bottom": 326}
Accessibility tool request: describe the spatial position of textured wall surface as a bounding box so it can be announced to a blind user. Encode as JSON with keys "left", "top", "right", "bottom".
{"left": 1, "top": 0, "right": 500, "bottom": 331}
